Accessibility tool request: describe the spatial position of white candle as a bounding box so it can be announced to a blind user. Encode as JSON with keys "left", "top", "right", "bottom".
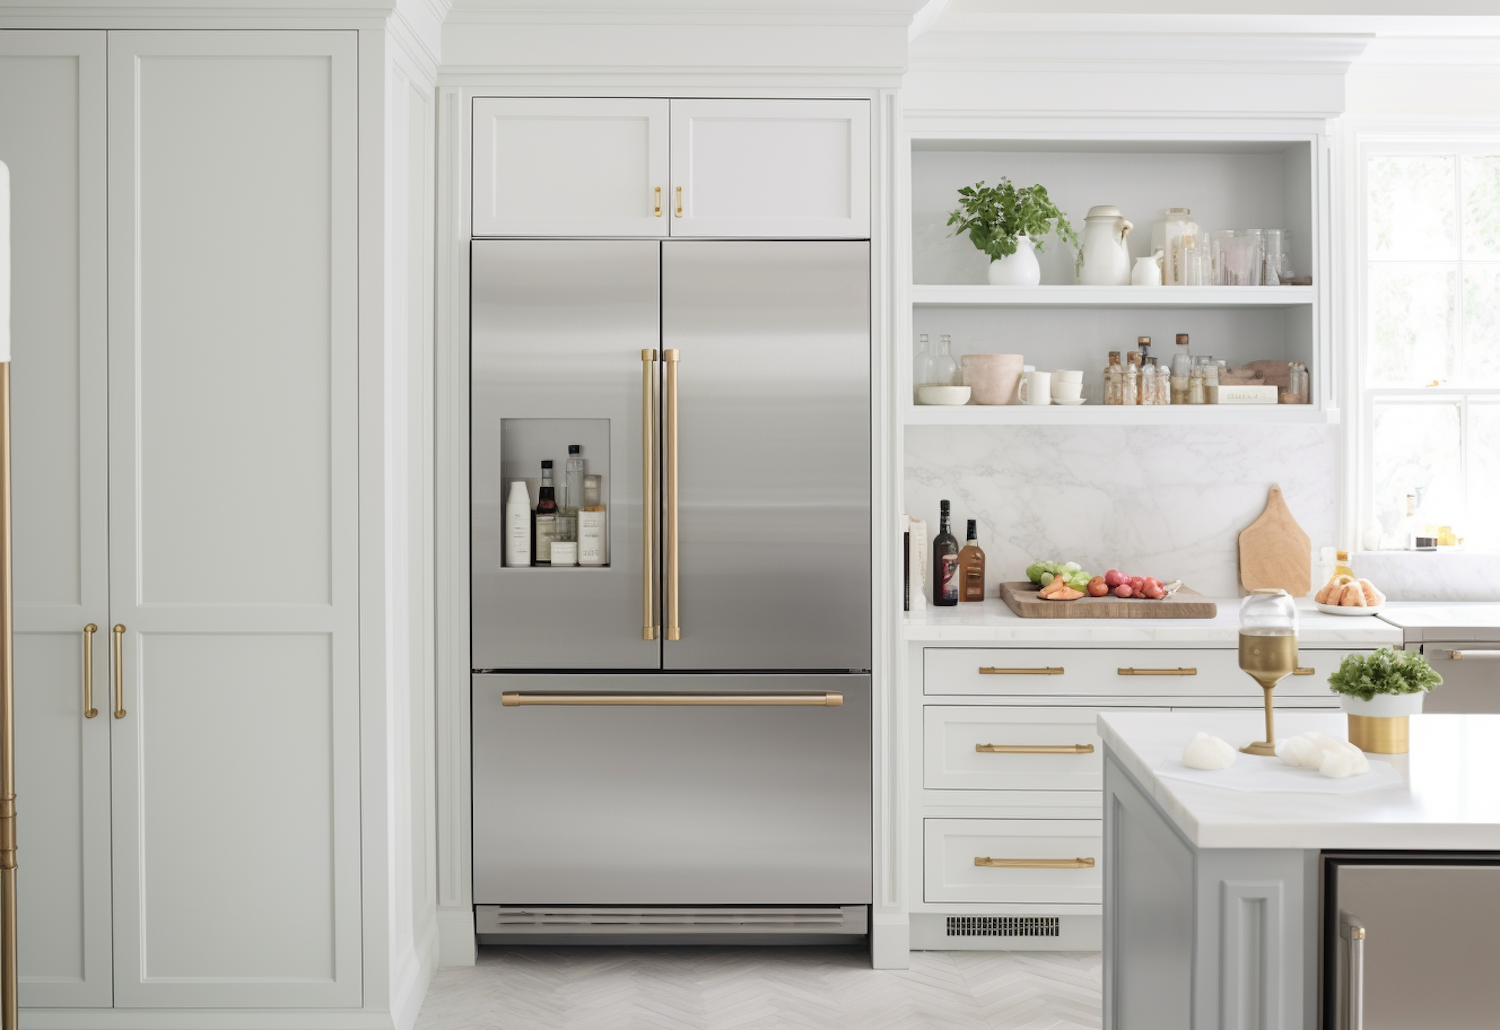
{"left": 0, "top": 160, "right": 9, "bottom": 363}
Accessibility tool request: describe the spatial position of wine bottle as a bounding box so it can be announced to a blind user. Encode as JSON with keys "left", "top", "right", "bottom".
{"left": 958, "top": 519, "right": 986, "bottom": 602}
{"left": 932, "top": 500, "right": 959, "bottom": 607}
{"left": 533, "top": 460, "right": 558, "bottom": 566}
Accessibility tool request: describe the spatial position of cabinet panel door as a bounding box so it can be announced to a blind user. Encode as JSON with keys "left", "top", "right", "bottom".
{"left": 107, "top": 31, "right": 361, "bottom": 1008}
{"left": 0, "top": 30, "right": 112, "bottom": 1009}
{"left": 473, "top": 98, "right": 669, "bottom": 237}
{"left": 669, "top": 100, "right": 870, "bottom": 239}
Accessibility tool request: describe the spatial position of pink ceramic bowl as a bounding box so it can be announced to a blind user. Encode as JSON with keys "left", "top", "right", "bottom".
{"left": 960, "top": 353, "right": 1025, "bottom": 405}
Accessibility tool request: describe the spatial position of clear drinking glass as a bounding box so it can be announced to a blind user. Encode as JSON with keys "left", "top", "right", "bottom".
{"left": 1208, "top": 230, "right": 1235, "bottom": 286}
{"left": 1262, "top": 229, "right": 1286, "bottom": 286}
{"left": 1222, "top": 233, "right": 1262, "bottom": 286}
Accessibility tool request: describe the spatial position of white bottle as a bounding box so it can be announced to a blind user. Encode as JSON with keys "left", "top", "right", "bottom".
{"left": 504, "top": 480, "right": 531, "bottom": 567}
{"left": 578, "top": 473, "right": 607, "bottom": 567}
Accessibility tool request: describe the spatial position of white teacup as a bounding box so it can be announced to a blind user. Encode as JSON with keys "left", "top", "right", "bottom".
{"left": 1017, "top": 370, "right": 1052, "bottom": 406}
{"left": 1053, "top": 369, "right": 1084, "bottom": 384}
{"left": 1051, "top": 380, "right": 1084, "bottom": 401}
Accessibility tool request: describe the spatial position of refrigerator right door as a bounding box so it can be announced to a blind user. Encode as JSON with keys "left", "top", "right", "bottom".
{"left": 660, "top": 241, "right": 871, "bottom": 672}
{"left": 1326, "top": 857, "right": 1500, "bottom": 1029}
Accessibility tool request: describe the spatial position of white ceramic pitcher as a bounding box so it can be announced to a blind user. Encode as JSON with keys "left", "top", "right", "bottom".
{"left": 1076, "top": 205, "right": 1134, "bottom": 286}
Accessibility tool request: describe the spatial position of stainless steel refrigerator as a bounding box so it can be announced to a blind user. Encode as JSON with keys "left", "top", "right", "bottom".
{"left": 470, "top": 239, "right": 872, "bottom": 941}
{"left": 1324, "top": 853, "right": 1500, "bottom": 1029}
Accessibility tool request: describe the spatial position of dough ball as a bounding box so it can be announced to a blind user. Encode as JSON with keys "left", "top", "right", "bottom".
{"left": 1183, "top": 732, "right": 1237, "bottom": 770}
{"left": 1277, "top": 731, "right": 1369, "bottom": 778}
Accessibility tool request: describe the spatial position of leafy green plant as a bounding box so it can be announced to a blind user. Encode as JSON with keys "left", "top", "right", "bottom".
{"left": 946, "top": 178, "right": 1079, "bottom": 261}
{"left": 1327, "top": 647, "right": 1442, "bottom": 702}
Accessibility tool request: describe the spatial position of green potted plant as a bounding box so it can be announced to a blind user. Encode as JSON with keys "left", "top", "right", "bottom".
{"left": 947, "top": 178, "right": 1078, "bottom": 286}
{"left": 1327, "top": 647, "right": 1442, "bottom": 754}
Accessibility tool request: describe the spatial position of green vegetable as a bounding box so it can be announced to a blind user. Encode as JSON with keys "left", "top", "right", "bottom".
{"left": 1026, "top": 563, "right": 1044, "bottom": 584}
{"left": 1327, "top": 647, "right": 1442, "bottom": 702}
{"left": 946, "top": 179, "right": 1079, "bottom": 262}
{"left": 1039, "top": 572, "right": 1055, "bottom": 587}
{"left": 1063, "top": 561, "right": 1082, "bottom": 573}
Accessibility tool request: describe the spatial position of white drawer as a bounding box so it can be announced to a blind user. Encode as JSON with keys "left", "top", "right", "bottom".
{"left": 924, "top": 707, "right": 1105, "bottom": 792}
{"left": 924, "top": 818, "right": 1101, "bottom": 905}
{"left": 923, "top": 647, "right": 1369, "bottom": 699}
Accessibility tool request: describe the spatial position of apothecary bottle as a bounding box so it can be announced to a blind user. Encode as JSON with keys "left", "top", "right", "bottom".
{"left": 913, "top": 333, "right": 934, "bottom": 398}
{"left": 1104, "top": 351, "right": 1123, "bottom": 405}
{"left": 1188, "top": 364, "right": 1206, "bottom": 405}
{"left": 1121, "top": 361, "right": 1138, "bottom": 407}
{"left": 929, "top": 334, "right": 960, "bottom": 387}
{"left": 1139, "top": 362, "right": 1158, "bottom": 406}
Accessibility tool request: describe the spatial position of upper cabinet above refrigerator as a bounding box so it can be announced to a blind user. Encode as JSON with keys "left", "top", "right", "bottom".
{"left": 472, "top": 98, "right": 870, "bottom": 239}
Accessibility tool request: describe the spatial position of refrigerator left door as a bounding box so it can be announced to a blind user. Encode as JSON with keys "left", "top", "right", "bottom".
{"left": 472, "top": 240, "right": 661, "bottom": 670}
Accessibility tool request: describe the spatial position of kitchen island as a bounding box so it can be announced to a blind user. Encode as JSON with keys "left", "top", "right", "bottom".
{"left": 1099, "top": 711, "right": 1500, "bottom": 1029}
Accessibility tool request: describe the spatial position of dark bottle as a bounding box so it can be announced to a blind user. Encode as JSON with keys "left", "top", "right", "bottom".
{"left": 532, "top": 460, "right": 559, "bottom": 566}
{"left": 932, "top": 500, "right": 960, "bottom": 607}
{"left": 958, "top": 519, "right": 986, "bottom": 602}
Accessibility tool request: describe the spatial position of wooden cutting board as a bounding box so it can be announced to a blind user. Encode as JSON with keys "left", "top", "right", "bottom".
{"left": 1238, "top": 483, "right": 1312, "bottom": 596}
{"left": 998, "top": 581, "right": 1217, "bottom": 619}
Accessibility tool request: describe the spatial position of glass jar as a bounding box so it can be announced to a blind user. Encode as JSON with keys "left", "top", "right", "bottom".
{"left": 1152, "top": 207, "right": 1197, "bottom": 286}
{"left": 1155, "top": 364, "right": 1172, "bottom": 405}
{"left": 1104, "top": 351, "right": 1123, "bottom": 405}
{"left": 929, "top": 333, "right": 959, "bottom": 387}
{"left": 1121, "top": 362, "right": 1138, "bottom": 406}
{"left": 1262, "top": 229, "right": 1286, "bottom": 286}
{"left": 1139, "top": 364, "right": 1157, "bottom": 406}
{"left": 913, "top": 333, "right": 934, "bottom": 399}
{"left": 1188, "top": 365, "right": 1206, "bottom": 405}
{"left": 1202, "top": 360, "right": 1220, "bottom": 404}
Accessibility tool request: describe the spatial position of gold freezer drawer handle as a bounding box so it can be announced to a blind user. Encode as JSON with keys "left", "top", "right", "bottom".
{"left": 974, "top": 743, "right": 1094, "bottom": 754}
{"left": 974, "top": 857, "right": 1095, "bottom": 869}
{"left": 501, "top": 692, "right": 843, "bottom": 707}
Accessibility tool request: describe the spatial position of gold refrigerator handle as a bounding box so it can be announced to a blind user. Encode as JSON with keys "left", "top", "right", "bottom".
{"left": 974, "top": 857, "right": 1096, "bottom": 869}
{"left": 664, "top": 349, "right": 680, "bottom": 642}
{"left": 112, "top": 625, "right": 126, "bottom": 719}
{"left": 0, "top": 361, "right": 16, "bottom": 1030}
{"left": 975, "top": 743, "right": 1094, "bottom": 754}
{"left": 641, "top": 349, "right": 657, "bottom": 640}
{"left": 82, "top": 624, "right": 98, "bottom": 719}
{"left": 502, "top": 692, "right": 843, "bottom": 707}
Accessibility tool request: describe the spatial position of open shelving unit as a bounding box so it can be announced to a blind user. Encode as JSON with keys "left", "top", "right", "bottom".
{"left": 903, "top": 133, "right": 1331, "bottom": 426}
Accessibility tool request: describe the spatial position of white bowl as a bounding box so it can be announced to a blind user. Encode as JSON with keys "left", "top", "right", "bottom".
{"left": 917, "top": 385, "right": 972, "bottom": 406}
{"left": 1315, "top": 601, "right": 1386, "bottom": 617}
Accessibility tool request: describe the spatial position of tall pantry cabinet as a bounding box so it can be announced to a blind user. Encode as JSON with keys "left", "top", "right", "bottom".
{"left": 0, "top": 28, "right": 364, "bottom": 1012}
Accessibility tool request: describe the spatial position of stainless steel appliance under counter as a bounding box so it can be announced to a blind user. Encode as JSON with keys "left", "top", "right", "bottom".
{"left": 1378, "top": 605, "right": 1500, "bottom": 713}
{"left": 471, "top": 674, "right": 872, "bottom": 905}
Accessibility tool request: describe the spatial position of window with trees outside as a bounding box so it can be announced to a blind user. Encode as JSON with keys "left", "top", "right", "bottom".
{"left": 1361, "top": 145, "right": 1500, "bottom": 551}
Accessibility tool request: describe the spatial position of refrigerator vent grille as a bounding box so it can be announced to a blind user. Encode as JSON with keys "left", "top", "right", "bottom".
{"left": 493, "top": 907, "right": 851, "bottom": 930}
{"left": 946, "top": 916, "right": 1060, "bottom": 938}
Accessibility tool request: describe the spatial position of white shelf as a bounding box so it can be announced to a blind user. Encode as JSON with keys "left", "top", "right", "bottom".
{"left": 910, "top": 285, "right": 1315, "bottom": 309}
{"left": 903, "top": 404, "right": 1337, "bottom": 427}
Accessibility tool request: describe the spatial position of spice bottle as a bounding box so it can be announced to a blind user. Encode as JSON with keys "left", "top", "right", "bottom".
{"left": 1104, "top": 351, "right": 1123, "bottom": 405}
{"left": 1122, "top": 354, "right": 1139, "bottom": 407}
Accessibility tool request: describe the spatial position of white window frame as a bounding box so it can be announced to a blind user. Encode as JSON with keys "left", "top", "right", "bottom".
{"left": 1347, "top": 129, "right": 1500, "bottom": 552}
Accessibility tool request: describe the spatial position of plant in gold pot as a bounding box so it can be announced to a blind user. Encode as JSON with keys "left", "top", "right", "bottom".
{"left": 1328, "top": 647, "right": 1441, "bottom": 754}
{"left": 947, "top": 178, "right": 1077, "bottom": 286}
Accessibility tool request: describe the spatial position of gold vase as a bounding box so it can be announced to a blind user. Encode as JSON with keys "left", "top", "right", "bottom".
{"left": 1347, "top": 714, "right": 1409, "bottom": 754}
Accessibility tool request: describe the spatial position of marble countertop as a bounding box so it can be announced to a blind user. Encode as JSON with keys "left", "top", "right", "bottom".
{"left": 1099, "top": 711, "right": 1500, "bottom": 850}
{"left": 903, "top": 597, "right": 1405, "bottom": 646}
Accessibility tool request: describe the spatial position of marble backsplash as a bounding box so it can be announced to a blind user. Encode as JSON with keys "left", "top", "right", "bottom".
{"left": 904, "top": 423, "right": 1339, "bottom": 600}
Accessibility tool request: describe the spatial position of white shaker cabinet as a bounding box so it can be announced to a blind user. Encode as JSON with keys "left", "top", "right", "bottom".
{"left": 0, "top": 30, "right": 113, "bottom": 1010}
{"left": 104, "top": 30, "right": 363, "bottom": 1008}
{"left": 471, "top": 98, "right": 870, "bottom": 239}
{"left": 669, "top": 99, "right": 869, "bottom": 239}
{"left": 472, "top": 98, "right": 670, "bottom": 237}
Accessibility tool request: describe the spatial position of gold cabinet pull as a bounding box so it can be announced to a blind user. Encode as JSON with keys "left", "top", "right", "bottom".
{"left": 979, "top": 666, "right": 1063, "bottom": 676}
{"left": 1117, "top": 667, "right": 1197, "bottom": 676}
{"left": 653, "top": 186, "right": 662, "bottom": 217}
{"left": 1293, "top": 666, "right": 1316, "bottom": 675}
{"left": 674, "top": 185, "right": 683, "bottom": 217}
{"left": 82, "top": 624, "right": 98, "bottom": 719}
{"left": 975, "top": 743, "right": 1093, "bottom": 754}
{"left": 663, "top": 349, "right": 680, "bottom": 642}
{"left": 502, "top": 692, "right": 841, "bottom": 707}
{"left": 641, "top": 349, "right": 657, "bottom": 641}
{"left": 975, "top": 857, "right": 1095, "bottom": 869}
{"left": 111, "top": 624, "right": 126, "bottom": 719}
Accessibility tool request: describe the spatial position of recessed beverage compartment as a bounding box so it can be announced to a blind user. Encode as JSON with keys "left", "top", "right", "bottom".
{"left": 499, "top": 417, "right": 611, "bottom": 568}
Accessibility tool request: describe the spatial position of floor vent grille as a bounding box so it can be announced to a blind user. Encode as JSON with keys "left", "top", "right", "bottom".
{"left": 946, "top": 916, "right": 1060, "bottom": 938}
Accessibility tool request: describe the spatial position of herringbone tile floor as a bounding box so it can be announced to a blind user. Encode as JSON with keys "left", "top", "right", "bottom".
{"left": 416, "top": 946, "right": 1101, "bottom": 1030}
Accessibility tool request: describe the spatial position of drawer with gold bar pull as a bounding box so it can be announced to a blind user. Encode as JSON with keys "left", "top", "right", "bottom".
{"left": 923, "top": 707, "right": 1109, "bottom": 792}
{"left": 924, "top": 819, "right": 1101, "bottom": 905}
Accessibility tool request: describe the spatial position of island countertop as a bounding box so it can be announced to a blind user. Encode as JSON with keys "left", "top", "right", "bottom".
{"left": 904, "top": 596, "right": 1405, "bottom": 646}
{"left": 1098, "top": 711, "right": 1500, "bottom": 851}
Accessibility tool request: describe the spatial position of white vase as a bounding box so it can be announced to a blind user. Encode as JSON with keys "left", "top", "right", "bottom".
{"left": 1075, "top": 205, "right": 1134, "bottom": 286}
{"left": 987, "top": 236, "right": 1041, "bottom": 286}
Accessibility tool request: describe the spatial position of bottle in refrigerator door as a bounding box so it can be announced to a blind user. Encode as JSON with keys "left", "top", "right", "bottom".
{"left": 959, "top": 520, "right": 986, "bottom": 602}
{"left": 564, "top": 444, "right": 585, "bottom": 514}
{"left": 933, "top": 500, "right": 960, "bottom": 607}
{"left": 533, "top": 460, "right": 558, "bottom": 565}
{"left": 504, "top": 480, "right": 532, "bottom": 567}
{"left": 578, "top": 472, "right": 608, "bottom": 567}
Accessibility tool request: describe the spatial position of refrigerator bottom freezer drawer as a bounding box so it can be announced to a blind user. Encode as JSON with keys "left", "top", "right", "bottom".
{"left": 472, "top": 673, "right": 872, "bottom": 906}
